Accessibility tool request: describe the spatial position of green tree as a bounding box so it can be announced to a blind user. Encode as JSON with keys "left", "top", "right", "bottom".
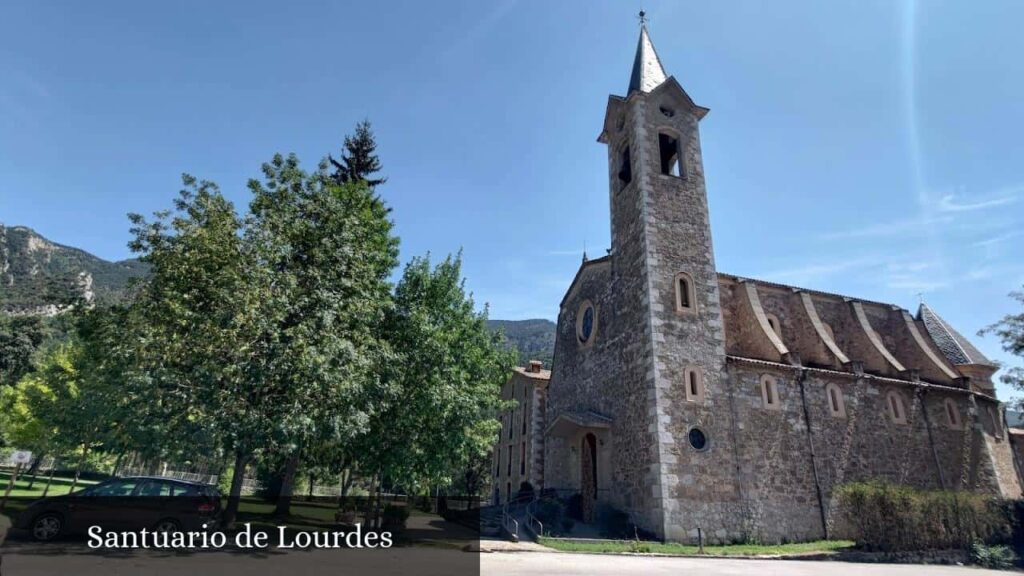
{"left": 983, "top": 286, "right": 1024, "bottom": 401}
{"left": 0, "top": 315, "right": 48, "bottom": 387}
{"left": 246, "top": 153, "right": 399, "bottom": 516}
{"left": 129, "top": 176, "right": 268, "bottom": 525}
{"left": 329, "top": 120, "right": 387, "bottom": 187}
{"left": 358, "top": 253, "right": 513, "bottom": 498}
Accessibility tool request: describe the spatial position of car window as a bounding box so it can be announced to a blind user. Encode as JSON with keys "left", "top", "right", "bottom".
{"left": 137, "top": 480, "right": 173, "bottom": 497}
{"left": 171, "top": 483, "right": 200, "bottom": 496}
{"left": 89, "top": 479, "right": 140, "bottom": 496}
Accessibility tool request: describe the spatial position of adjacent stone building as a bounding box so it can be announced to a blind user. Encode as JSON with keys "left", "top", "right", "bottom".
{"left": 493, "top": 360, "right": 549, "bottom": 505}
{"left": 506, "top": 21, "right": 1021, "bottom": 544}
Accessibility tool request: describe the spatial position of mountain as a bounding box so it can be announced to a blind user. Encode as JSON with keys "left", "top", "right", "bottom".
{"left": 487, "top": 318, "right": 556, "bottom": 369}
{"left": 0, "top": 225, "right": 560, "bottom": 367}
{"left": 0, "top": 224, "right": 149, "bottom": 313}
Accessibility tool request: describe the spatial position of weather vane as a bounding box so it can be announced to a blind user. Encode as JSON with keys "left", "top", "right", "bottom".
{"left": 638, "top": 10, "right": 647, "bottom": 26}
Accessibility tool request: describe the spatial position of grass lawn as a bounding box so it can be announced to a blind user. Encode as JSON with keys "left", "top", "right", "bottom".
{"left": 0, "top": 470, "right": 98, "bottom": 499}
{"left": 0, "top": 469, "right": 100, "bottom": 518}
{"left": 537, "top": 536, "right": 855, "bottom": 556}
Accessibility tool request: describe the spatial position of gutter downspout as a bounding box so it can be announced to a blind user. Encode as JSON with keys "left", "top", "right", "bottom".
{"left": 796, "top": 366, "right": 830, "bottom": 540}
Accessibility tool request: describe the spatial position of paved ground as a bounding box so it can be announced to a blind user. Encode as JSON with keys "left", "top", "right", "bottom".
{"left": 481, "top": 552, "right": 1006, "bottom": 575}
{"left": 3, "top": 543, "right": 1012, "bottom": 575}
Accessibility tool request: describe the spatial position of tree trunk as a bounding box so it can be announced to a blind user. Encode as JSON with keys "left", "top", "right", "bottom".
{"left": 273, "top": 452, "right": 300, "bottom": 518}
{"left": 42, "top": 459, "right": 58, "bottom": 498}
{"left": 70, "top": 444, "right": 89, "bottom": 493}
{"left": 111, "top": 451, "right": 125, "bottom": 477}
{"left": 307, "top": 475, "right": 314, "bottom": 501}
{"left": 363, "top": 473, "right": 378, "bottom": 526}
{"left": 341, "top": 468, "right": 353, "bottom": 497}
{"left": 221, "top": 450, "right": 249, "bottom": 528}
{"left": 373, "top": 472, "right": 385, "bottom": 529}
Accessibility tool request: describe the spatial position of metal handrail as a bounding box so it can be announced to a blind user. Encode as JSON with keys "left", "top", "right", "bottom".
{"left": 499, "top": 492, "right": 535, "bottom": 540}
{"left": 525, "top": 497, "right": 544, "bottom": 537}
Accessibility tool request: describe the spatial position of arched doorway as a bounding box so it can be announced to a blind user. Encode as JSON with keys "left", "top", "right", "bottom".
{"left": 580, "top": 433, "right": 598, "bottom": 523}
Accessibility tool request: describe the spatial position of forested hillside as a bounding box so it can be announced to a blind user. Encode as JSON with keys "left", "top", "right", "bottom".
{"left": 488, "top": 318, "right": 556, "bottom": 368}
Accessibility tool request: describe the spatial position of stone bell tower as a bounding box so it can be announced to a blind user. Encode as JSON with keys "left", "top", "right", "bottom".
{"left": 597, "top": 14, "right": 730, "bottom": 540}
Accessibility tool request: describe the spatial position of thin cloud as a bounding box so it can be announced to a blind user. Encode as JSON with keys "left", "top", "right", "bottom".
{"left": 938, "top": 191, "right": 1020, "bottom": 213}
{"left": 757, "top": 257, "right": 878, "bottom": 286}
{"left": 820, "top": 215, "right": 954, "bottom": 240}
{"left": 973, "top": 231, "right": 1023, "bottom": 248}
{"left": 885, "top": 277, "right": 949, "bottom": 292}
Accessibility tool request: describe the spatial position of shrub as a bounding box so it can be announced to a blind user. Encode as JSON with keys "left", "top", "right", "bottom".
{"left": 381, "top": 504, "right": 410, "bottom": 530}
{"left": 598, "top": 506, "right": 631, "bottom": 539}
{"left": 533, "top": 497, "right": 573, "bottom": 536}
{"left": 517, "top": 481, "right": 535, "bottom": 501}
{"left": 565, "top": 493, "right": 583, "bottom": 521}
{"left": 836, "top": 481, "right": 1012, "bottom": 552}
{"left": 970, "top": 541, "right": 1019, "bottom": 570}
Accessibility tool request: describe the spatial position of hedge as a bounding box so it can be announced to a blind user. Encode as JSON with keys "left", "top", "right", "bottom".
{"left": 836, "top": 481, "right": 1014, "bottom": 552}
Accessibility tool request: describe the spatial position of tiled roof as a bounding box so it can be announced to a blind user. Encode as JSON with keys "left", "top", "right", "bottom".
{"left": 513, "top": 366, "right": 551, "bottom": 381}
{"left": 916, "top": 303, "right": 995, "bottom": 367}
{"left": 718, "top": 272, "right": 898, "bottom": 309}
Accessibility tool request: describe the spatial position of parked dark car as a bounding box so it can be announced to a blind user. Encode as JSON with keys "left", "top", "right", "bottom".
{"left": 15, "top": 476, "right": 221, "bottom": 541}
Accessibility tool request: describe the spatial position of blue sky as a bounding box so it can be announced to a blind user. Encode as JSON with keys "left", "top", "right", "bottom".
{"left": 2, "top": 1, "right": 1022, "bottom": 396}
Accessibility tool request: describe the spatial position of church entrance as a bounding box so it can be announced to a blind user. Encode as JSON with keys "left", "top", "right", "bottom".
{"left": 580, "top": 433, "right": 598, "bottom": 523}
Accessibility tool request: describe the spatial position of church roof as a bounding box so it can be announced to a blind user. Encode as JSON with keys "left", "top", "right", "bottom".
{"left": 628, "top": 24, "right": 668, "bottom": 94}
{"left": 917, "top": 302, "right": 996, "bottom": 367}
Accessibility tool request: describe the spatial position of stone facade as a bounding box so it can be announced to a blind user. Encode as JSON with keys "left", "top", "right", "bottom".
{"left": 531, "top": 23, "right": 1022, "bottom": 544}
{"left": 492, "top": 361, "right": 549, "bottom": 505}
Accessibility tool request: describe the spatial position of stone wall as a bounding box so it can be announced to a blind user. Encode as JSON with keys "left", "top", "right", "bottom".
{"left": 711, "top": 360, "right": 1014, "bottom": 544}
{"left": 492, "top": 370, "right": 548, "bottom": 504}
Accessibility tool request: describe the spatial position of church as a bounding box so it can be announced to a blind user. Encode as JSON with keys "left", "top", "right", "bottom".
{"left": 493, "top": 20, "right": 1021, "bottom": 544}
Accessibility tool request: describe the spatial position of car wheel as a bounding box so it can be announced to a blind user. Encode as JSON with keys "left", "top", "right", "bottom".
{"left": 152, "top": 518, "right": 181, "bottom": 534}
{"left": 32, "top": 514, "right": 63, "bottom": 542}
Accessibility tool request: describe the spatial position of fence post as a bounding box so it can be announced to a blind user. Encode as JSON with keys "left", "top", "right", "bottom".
{"left": 1, "top": 463, "right": 22, "bottom": 511}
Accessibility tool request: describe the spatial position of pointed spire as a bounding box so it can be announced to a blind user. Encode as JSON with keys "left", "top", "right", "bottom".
{"left": 628, "top": 13, "right": 668, "bottom": 94}
{"left": 916, "top": 302, "right": 996, "bottom": 367}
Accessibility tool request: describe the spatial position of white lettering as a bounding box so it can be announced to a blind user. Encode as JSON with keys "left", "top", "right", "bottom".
{"left": 87, "top": 525, "right": 103, "bottom": 549}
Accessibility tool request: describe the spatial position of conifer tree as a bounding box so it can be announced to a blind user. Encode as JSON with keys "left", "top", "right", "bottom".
{"left": 329, "top": 120, "right": 387, "bottom": 187}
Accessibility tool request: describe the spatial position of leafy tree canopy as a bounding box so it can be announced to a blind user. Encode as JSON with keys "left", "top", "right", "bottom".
{"left": 983, "top": 286, "right": 1024, "bottom": 402}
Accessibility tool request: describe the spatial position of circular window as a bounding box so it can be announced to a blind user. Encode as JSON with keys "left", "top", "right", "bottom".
{"left": 576, "top": 301, "right": 596, "bottom": 345}
{"left": 688, "top": 427, "right": 708, "bottom": 451}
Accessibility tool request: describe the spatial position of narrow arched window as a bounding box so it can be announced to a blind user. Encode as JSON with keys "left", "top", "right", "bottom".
{"left": 618, "top": 146, "right": 632, "bottom": 189}
{"left": 887, "top": 391, "right": 907, "bottom": 425}
{"left": 675, "top": 272, "right": 696, "bottom": 313}
{"left": 659, "top": 132, "right": 683, "bottom": 177}
{"left": 761, "top": 375, "right": 780, "bottom": 410}
{"left": 766, "top": 313, "right": 782, "bottom": 339}
{"left": 826, "top": 383, "right": 846, "bottom": 418}
{"left": 684, "top": 366, "right": 704, "bottom": 403}
{"left": 944, "top": 398, "right": 961, "bottom": 429}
